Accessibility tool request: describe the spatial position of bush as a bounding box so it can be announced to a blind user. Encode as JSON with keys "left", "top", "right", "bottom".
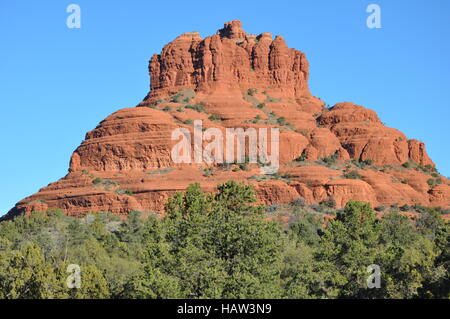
{"left": 374, "top": 205, "right": 386, "bottom": 212}
{"left": 92, "top": 177, "right": 103, "bottom": 185}
{"left": 277, "top": 117, "right": 287, "bottom": 125}
{"left": 92, "top": 178, "right": 118, "bottom": 190}
{"left": 321, "top": 154, "right": 338, "bottom": 166}
{"left": 116, "top": 189, "right": 134, "bottom": 196}
{"left": 344, "top": 170, "right": 362, "bottom": 180}
{"left": 265, "top": 204, "right": 279, "bottom": 212}
{"left": 257, "top": 103, "right": 265, "bottom": 109}
{"left": 238, "top": 162, "right": 249, "bottom": 171}
{"left": 295, "top": 153, "right": 307, "bottom": 162}
{"left": 412, "top": 203, "right": 429, "bottom": 213}
{"left": 202, "top": 167, "right": 214, "bottom": 177}
{"left": 208, "top": 114, "right": 222, "bottom": 121}
{"left": 427, "top": 178, "right": 437, "bottom": 187}
{"left": 290, "top": 197, "right": 306, "bottom": 207}
{"left": 185, "top": 103, "right": 206, "bottom": 113}
{"left": 417, "top": 164, "right": 437, "bottom": 174}
{"left": 266, "top": 96, "right": 281, "bottom": 103}
{"left": 400, "top": 204, "right": 411, "bottom": 212}
{"left": 320, "top": 196, "right": 336, "bottom": 209}
{"left": 169, "top": 89, "right": 195, "bottom": 103}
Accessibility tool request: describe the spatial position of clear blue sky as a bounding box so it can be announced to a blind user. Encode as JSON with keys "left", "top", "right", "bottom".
{"left": 1, "top": 0, "right": 449, "bottom": 215}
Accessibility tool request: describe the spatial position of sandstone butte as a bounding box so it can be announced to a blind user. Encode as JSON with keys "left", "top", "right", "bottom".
{"left": 3, "top": 20, "right": 450, "bottom": 221}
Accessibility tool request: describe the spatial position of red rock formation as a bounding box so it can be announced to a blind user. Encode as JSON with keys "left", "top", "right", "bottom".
{"left": 4, "top": 20, "right": 448, "bottom": 220}
{"left": 144, "top": 20, "right": 323, "bottom": 114}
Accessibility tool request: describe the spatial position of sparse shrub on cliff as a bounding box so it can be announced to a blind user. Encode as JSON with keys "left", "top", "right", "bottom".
{"left": 320, "top": 153, "right": 338, "bottom": 167}
{"left": 185, "top": 103, "right": 206, "bottom": 113}
{"left": 266, "top": 96, "right": 281, "bottom": 103}
{"left": 247, "top": 88, "right": 257, "bottom": 96}
{"left": 319, "top": 196, "right": 337, "bottom": 209}
{"left": 277, "top": 117, "right": 287, "bottom": 125}
{"left": 169, "top": 89, "right": 196, "bottom": 103}
{"left": 238, "top": 162, "right": 249, "bottom": 171}
{"left": 183, "top": 119, "right": 193, "bottom": 125}
{"left": 290, "top": 197, "right": 306, "bottom": 207}
{"left": 257, "top": 103, "right": 265, "bottom": 109}
{"left": 344, "top": 170, "right": 362, "bottom": 180}
{"left": 295, "top": 153, "right": 307, "bottom": 162}
{"left": 411, "top": 203, "right": 434, "bottom": 214}
{"left": 92, "top": 178, "right": 118, "bottom": 191}
{"left": 374, "top": 205, "right": 386, "bottom": 212}
{"left": 402, "top": 161, "right": 439, "bottom": 176}
{"left": 208, "top": 114, "right": 222, "bottom": 122}
{"left": 202, "top": 167, "right": 214, "bottom": 177}
{"left": 248, "top": 175, "right": 270, "bottom": 182}
{"left": 162, "top": 106, "right": 172, "bottom": 112}
{"left": 427, "top": 177, "right": 443, "bottom": 188}
{"left": 400, "top": 204, "right": 411, "bottom": 212}
{"left": 352, "top": 159, "right": 373, "bottom": 169}
{"left": 92, "top": 178, "right": 117, "bottom": 187}
{"left": 417, "top": 164, "right": 437, "bottom": 174}
{"left": 92, "top": 177, "right": 103, "bottom": 185}
{"left": 297, "top": 129, "right": 309, "bottom": 137}
{"left": 146, "top": 168, "right": 173, "bottom": 175}
{"left": 251, "top": 115, "right": 262, "bottom": 123}
{"left": 116, "top": 189, "right": 134, "bottom": 196}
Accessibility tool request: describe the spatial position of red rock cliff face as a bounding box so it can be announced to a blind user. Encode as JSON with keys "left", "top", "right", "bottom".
{"left": 145, "top": 20, "right": 322, "bottom": 114}
{"left": 4, "top": 21, "right": 449, "bottom": 220}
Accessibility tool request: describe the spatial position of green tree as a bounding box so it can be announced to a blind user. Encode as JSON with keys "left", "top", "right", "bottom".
{"left": 0, "top": 243, "right": 66, "bottom": 299}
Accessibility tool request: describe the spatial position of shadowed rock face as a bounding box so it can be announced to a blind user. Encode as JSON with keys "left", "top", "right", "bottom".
{"left": 4, "top": 20, "right": 449, "bottom": 220}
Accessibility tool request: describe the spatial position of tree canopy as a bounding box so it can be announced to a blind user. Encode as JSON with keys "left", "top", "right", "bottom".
{"left": 0, "top": 181, "right": 448, "bottom": 299}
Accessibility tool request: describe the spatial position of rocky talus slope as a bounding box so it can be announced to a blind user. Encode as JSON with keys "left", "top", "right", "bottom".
{"left": 4, "top": 20, "right": 449, "bottom": 219}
